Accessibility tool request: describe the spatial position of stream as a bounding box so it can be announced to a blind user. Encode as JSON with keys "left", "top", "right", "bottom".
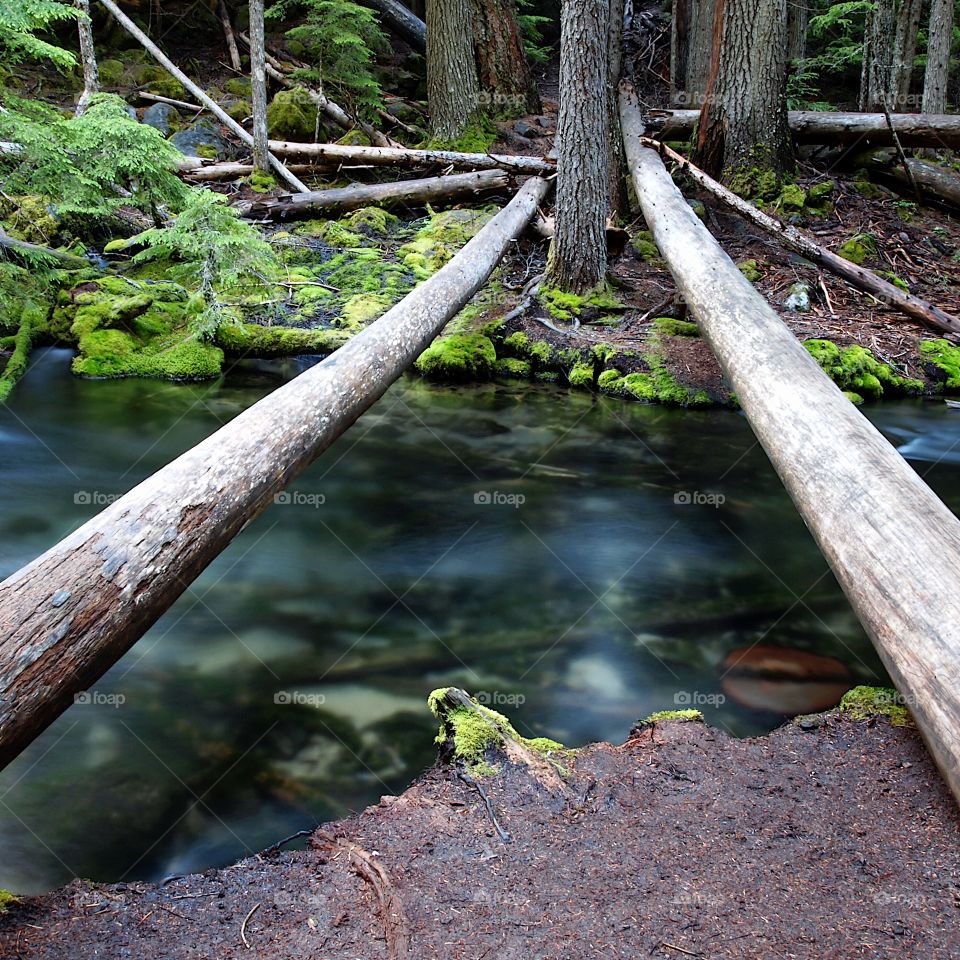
{"left": 2, "top": 347, "right": 959, "bottom": 893}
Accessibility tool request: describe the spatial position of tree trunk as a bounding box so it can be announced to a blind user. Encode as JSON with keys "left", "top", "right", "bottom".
{"left": 0, "top": 177, "right": 551, "bottom": 771}
{"left": 786, "top": 0, "right": 808, "bottom": 62}
{"left": 694, "top": 0, "right": 792, "bottom": 181}
{"left": 894, "top": 0, "right": 924, "bottom": 108}
{"left": 544, "top": 0, "right": 609, "bottom": 293}
{"left": 217, "top": 0, "right": 243, "bottom": 72}
{"left": 671, "top": 0, "right": 718, "bottom": 106}
{"left": 923, "top": 0, "right": 954, "bottom": 115}
{"left": 860, "top": 0, "right": 897, "bottom": 112}
{"left": 649, "top": 109, "right": 960, "bottom": 149}
{"left": 357, "top": 0, "right": 427, "bottom": 50}
{"left": 607, "top": 0, "right": 629, "bottom": 218}
{"left": 870, "top": 152, "right": 960, "bottom": 210}
{"left": 470, "top": 0, "right": 541, "bottom": 115}
{"left": 622, "top": 83, "right": 960, "bottom": 810}
{"left": 248, "top": 0, "right": 271, "bottom": 175}
{"left": 74, "top": 0, "right": 99, "bottom": 116}
{"left": 426, "top": 0, "right": 481, "bottom": 141}
{"left": 235, "top": 168, "right": 511, "bottom": 219}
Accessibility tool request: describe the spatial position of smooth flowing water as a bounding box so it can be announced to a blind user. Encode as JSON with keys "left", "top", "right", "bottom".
{"left": 2, "top": 348, "right": 959, "bottom": 894}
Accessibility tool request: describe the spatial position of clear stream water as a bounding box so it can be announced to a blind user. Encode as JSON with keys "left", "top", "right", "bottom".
{"left": 2, "top": 347, "right": 960, "bottom": 894}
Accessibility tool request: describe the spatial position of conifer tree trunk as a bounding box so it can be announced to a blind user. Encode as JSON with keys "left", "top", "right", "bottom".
{"left": 894, "top": 0, "right": 924, "bottom": 107}
{"left": 471, "top": 0, "right": 541, "bottom": 115}
{"left": 693, "top": 0, "right": 792, "bottom": 183}
{"left": 859, "top": 0, "right": 897, "bottom": 111}
{"left": 786, "top": 0, "right": 809, "bottom": 62}
{"left": 607, "top": 0, "right": 628, "bottom": 218}
{"left": 249, "top": 0, "right": 271, "bottom": 174}
{"left": 923, "top": 0, "right": 954, "bottom": 114}
{"left": 75, "top": 0, "right": 99, "bottom": 116}
{"left": 544, "top": 0, "right": 609, "bottom": 293}
{"left": 427, "top": 0, "right": 481, "bottom": 141}
{"left": 671, "top": 0, "right": 717, "bottom": 105}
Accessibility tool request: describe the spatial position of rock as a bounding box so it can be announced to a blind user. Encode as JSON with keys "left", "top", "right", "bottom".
{"left": 169, "top": 118, "right": 236, "bottom": 160}
{"left": 784, "top": 282, "right": 812, "bottom": 313}
{"left": 514, "top": 120, "right": 544, "bottom": 138}
{"left": 267, "top": 88, "right": 321, "bottom": 141}
{"left": 98, "top": 59, "right": 125, "bottom": 87}
{"left": 534, "top": 115, "right": 553, "bottom": 129}
{"left": 141, "top": 102, "right": 181, "bottom": 137}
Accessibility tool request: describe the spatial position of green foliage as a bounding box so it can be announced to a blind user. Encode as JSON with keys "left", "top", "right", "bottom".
{"left": 516, "top": 0, "right": 552, "bottom": 64}
{"left": 0, "top": 94, "right": 189, "bottom": 224}
{"left": 0, "top": 0, "right": 76, "bottom": 69}
{"left": 131, "top": 190, "right": 280, "bottom": 338}
{"left": 267, "top": 0, "right": 387, "bottom": 118}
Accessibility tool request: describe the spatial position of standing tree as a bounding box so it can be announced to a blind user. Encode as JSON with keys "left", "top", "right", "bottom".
{"left": 894, "top": 0, "right": 924, "bottom": 107}
{"left": 607, "top": 0, "right": 628, "bottom": 218}
{"left": 544, "top": 0, "right": 609, "bottom": 293}
{"left": 471, "top": 0, "right": 541, "bottom": 115}
{"left": 74, "top": 0, "right": 99, "bottom": 115}
{"left": 787, "top": 0, "right": 809, "bottom": 63}
{"left": 859, "top": 0, "right": 896, "bottom": 111}
{"left": 693, "top": 0, "right": 792, "bottom": 186}
{"left": 671, "top": 0, "right": 718, "bottom": 106}
{"left": 923, "top": 0, "right": 954, "bottom": 114}
{"left": 249, "top": 0, "right": 271, "bottom": 175}
{"left": 426, "top": 0, "right": 481, "bottom": 141}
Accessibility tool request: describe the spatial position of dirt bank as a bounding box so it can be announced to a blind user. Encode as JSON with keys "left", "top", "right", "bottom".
{"left": 3, "top": 694, "right": 958, "bottom": 959}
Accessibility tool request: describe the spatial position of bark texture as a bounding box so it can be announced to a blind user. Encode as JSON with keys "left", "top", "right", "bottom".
{"left": 426, "top": 0, "right": 481, "bottom": 141}
{"left": 894, "top": 0, "right": 924, "bottom": 107}
{"left": 0, "top": 177, "right": 552, "bottom": 771}
{"left": 623, "top": 83, "right": 960, "bottom": 809}
{"left": 74, "top": 0, "right": 99, "bottom": 116}
{"left": 860, "top": 0, "right": 897, "bottom": 111}
{"left": 671, "top": 0, "right": 718, "bottom": 106}
{"left": 545, "top": 0, "right": 609, "bottom": 293}
{"left": 607, "top": 0, "right": 629, "bottom": 218}
{"left": 694, "top": 0, "right": 792, "bottom": 180}
{"left": 471, "top": 0, "right": 541, "bottom": 115}
{"left": 249, "top": 0, "right": 271, "bottom": 175}
{"left": 923, "top": 0, "right": 954, "bottom": 115}
{"left": 786, "top": 0, "right": 809, "bottom": 62}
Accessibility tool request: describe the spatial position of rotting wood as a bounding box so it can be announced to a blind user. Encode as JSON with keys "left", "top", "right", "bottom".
{"left": 870, "top": 153, "right": 960, "bottom": 210}
{"left": 235, "top": 169, "right": 511, "bottom": 219}
{"left": 622, "top": 81, "right": 960, "bottom": 808}
{"left": 0, "top": 177, "right": 551, "bottom": 771}
{"left": 643, "top": 138, "right": 960, "bottom": 338}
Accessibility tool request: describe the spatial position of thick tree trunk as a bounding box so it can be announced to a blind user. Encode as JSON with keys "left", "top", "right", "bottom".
{"left": 650, "top": 109, "right": 960, "bottom": 149}
{"left": 786, "top": 0, "right": 809, "bottom": 62}
{"left": 357, "top": 0, "right": 427, "bottom": 50}
{"left": 649, "top": 139, "right": 960, "bottom": 336}
{"left": 269, "top": 138, "right": 553, "bottom": 172}
{"left": 894, "top": 0, "right": 924, "bottom": 107}
{"left": 426, "top": 0, "right": 481, "bottom": 141}
{"left": 471, "top": 0, "right": 541, "bottom": 115}
{"left": 0, "top": 177, "right": 551, "bottom": 771}
{"left": 694, "top": 0, "right": 792, "bottom": 181}
{"left": 607, "top": 0, "right": 629, "bottom": 219}
{"left": 923, "top": 0, "right": 954, "bottom": 115}
{"left": 229, "top": 169, "right": 510, "bottom": 218}
{"left": 671, "top": 0, "right": 718, "bottom": 106}
{"left": 249, "top": 0, "right": 271, "bottom": 175}
{"left": 544, "top": 0, "right": 609, "bottom": 293}
{"left": 622, "top": 83, "right": 960, "bottom": 810}
{"left": 75, "top": 0, "right": 100, "bottom": 116}
{"left": 860, "top": 0, "right": 897, "bottom": 112}
{"left": 97, "top": 0, "right": 311, "bottom": 194}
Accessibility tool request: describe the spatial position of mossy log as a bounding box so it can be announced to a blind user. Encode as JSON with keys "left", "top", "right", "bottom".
{"left": 0, "top": 234, "right": 89, "bottom": 268}
{"left": 648, "top": 109, "right": 960, "bottom": 148}
{"left": 236, "top": 169, "right": 511, "bottom": 220}
{"left": 0, "top": 176, "right": 551, "bottom": 770}
{"left": 870, "top": 153, "right": 960, "bottom": 210}
{"left": 268, "top": 139, "right": 555, "bottom": 175}
{"left": 644, "top": 139, "right": 960, "bottom": 338}
{"left": 621, "top": 81, "right": 960, "bottom": 808}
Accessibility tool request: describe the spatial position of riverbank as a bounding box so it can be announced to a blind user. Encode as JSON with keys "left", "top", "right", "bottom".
{"left": 2, "top": 687, "right": 957, "bottom": 959}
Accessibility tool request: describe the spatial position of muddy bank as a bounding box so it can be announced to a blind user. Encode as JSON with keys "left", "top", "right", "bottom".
{"left": 3, "top": 692, "right": 958, "bottom": 959}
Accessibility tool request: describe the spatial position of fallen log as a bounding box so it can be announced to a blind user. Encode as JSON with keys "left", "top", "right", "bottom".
{"left": 137, "top": 90, "right": 206, "bottom": 113}
{"left": 178, "top": 159, "right": 324, "bottom": 182}
{"left": 97, "top": 0, "right": 310, "bottom": 194}
{"left": 0, "top": 233, "right": 90, "bottom": 268}
{"left": 874, "top": 154, "right": 960, "bottom": 209}
{"left": 0, "top": 176, "right": 551, "bottom": 770}
{"left": 236, "top": 168, "right": 511, "bottom": 219}
{"left": 269, "top": 139, "right": 555, "bottom": 174}
{"left": 649, "top": 109, "right": 960, "bottom": 149}
{"left": 644, "top": 138, "right": 960, "bottom": 338}
{"left": 216, "top": 0, "right": 243, "bottom": 72}
{"left": 621, "top": 82, "right": 960, "bottom": 807}
{"left": 357, "top": 0, "right": 426, "bottom": 50}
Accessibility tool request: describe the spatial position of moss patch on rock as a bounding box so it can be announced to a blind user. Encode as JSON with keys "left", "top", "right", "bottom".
{"left": 639, "top": 709, "right": 705, "bottom": 725}
{"left": 215, "top": 322, "right": 347, "bottom": 356}
{"left": 804, "top": 339, "right": 923, "bottom": 400}
{"left": 920, "top": 339, "right": 960, "bottom": 390}
{"left": 416, "top": 333, "right": 497, "bottom": 381}
{"left": 653, "top": 317, "right": 699, "bottom": 337}
{"left": 837, "top": 233, "right": 877, "bottom": 266}
{"left": 839, "top": 686, "right": 913, "bottom": 727}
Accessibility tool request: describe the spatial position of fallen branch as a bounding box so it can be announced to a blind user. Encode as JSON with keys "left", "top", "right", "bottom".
{"left": 236, "top": 168, "right": 511, "bottom": 219}
{"left": 97, "top": 0, "right": 310, "bottom": 194}
{"left": 0, "top": 233, "right": 89, "bottom": 268}
{"left": 178, "top": 159, "right": 324, "bottom": 182}
{"left": 643, "top": 138, "right": 960, "bottom": 338}
{"left": 137, "top": 90, "right": 206, "bottom": 113}
{"left": 217, "top": 0, "right": 242, "bottom": 72}
{"left": 871, "top": 153, "right": 960, "bottom": 210}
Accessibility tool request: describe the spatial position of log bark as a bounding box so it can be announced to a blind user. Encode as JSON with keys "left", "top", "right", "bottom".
{"left": 647, "top": 138, "right": 960, "bottom": 337}
{"left": 873, "top": 154, "right": 960, "bottom": 210}
{"left": 268, "top": 139, "right": 554, "bottom": 174}
{"left": 178, "top": 159, "right": 323, "bottom": 182}
{"left": 894, "top": 0, "right": 924, "bottom": 107}
{"left": 648, "top": 110, "right": 960, "bottom": 149}
{"left": 74, "top": 0, "right": 100, "bottom": 116}
{"left": 671, "top": 0, "right": 718, "bottom": 106}
{"left": 786, "top": 0, "right": 809, "bottom": 62}
{"left": 235, "top": 169, "right": 510, "bottom": 219}
{"left": 622, "top": 82, "right": 960, "bottom": 809}
{"left": 860, "top": 0, "right": 897, "bottom": 112}
{"left": 357, "top": 0, "right": 427, "bottom": 50}
{"left": 0, "top": 176, "right": 551, "bottom": 771}
{"left": 426, "top": 0, "right": 481, "bottom": 140}
{"left": 96, "top": 0, "right": 311, "bottom": 194}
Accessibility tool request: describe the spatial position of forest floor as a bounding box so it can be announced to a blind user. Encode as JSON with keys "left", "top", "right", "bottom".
{"left": 3, "top": 703, "right": 959, "bottom": 959}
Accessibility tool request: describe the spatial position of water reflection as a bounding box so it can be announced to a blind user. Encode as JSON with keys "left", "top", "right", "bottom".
{"left": 1, "top": 351, "right": 958, "bottom": 892}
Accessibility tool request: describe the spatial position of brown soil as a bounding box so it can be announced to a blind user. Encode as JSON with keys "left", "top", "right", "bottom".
{"left": 3, "top": 711, "right": 959, "bottom": 960}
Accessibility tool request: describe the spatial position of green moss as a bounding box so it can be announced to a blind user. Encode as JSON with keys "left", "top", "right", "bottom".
{"left": 653, "top": 317, "right": 699, "bottom": 337}
{"left": 568, "top": 361, "right": 595, "bottom": 388}
{"left": 424, "top": 116, "right": 497, "bottom": 153}
{"left": 0, "top": 305, "right": 42, "bottom": 404}
{"left": 224, "top": 77, "right": 252, "bottom": 98}
{"left": 226, "top": 100, "right": 252, "bottom": 122}
{"left": 267, "top": 88, "right": 319, "bottom": 141}
{"left": 138, "top": 66, "right": 186, "bottom": 100}
{"left": 0, "top": 890, "right": 18, "bottom": 914}
{"left": 920, "top": 338, "right": 960, "bottom": 390}
{"left": 640, "top": 709, "right": 704, "bottom": 724}
{"left": 397, "top": 208, "right": 495, "bottom": 279}
{"left": 98, "top": 59, "right": 125, "bottom": 86}
{"left": 496, "top": 357, "right": 531, "bottom": 378}
{"left": 806, "top": 180, "right": 835, "bottom": 214}
{"left": 844, "top": 390, "right": 865, "bottom": 405}
{"left": 5, "top": 195, "right": 60, "bottom": 245}
{"left": 597, "top": 368, "right": 623, "bottom": 391}
{"left": 631, "top": 230, "right": 660, "bottom": 261}
{"left": 852, "top": 171, "right": 884, "bottom": 199}
{"left": 215, "top": 322, "right": 347, "bottom": 356}
{"left": 804, "top": 338, "right": 923, "bottom": 399}
{"left": 502, "top": 330, "right": 530, "bottom": 356}
{"left": 196, "top": 145, "right": 219, "bottom": 160}
{"left": 773, "top": 183, "right": 807, "bottom": 212}
{"left": 294, "top": 219, "right": 366, "bottom": 248}
{"left": 881, "top": 271, "right": 909, "bottom": 293}
{"left": 247, "top": 171, "right": 276, "bottom": 194}
{"left": 341, "top": 206, "right": 399, "bottom": 237}
{"left": 538, "top": 283, "right": 622, "bottom": 322}
{"left": 340, "top": 292, "right": 392, "bottom": 327}
{"left": 336, "top": 129, "right": 371, "bottom": 147}
{"left": 728, "top": 166, "right": 781, "bottom": 201}
{"left": 839, "top": 686, "right": 912, "bottom": 726}
{"left": 738, "top": 259, "right": 762, "bottom": 282}
{"left": 416, "top": 333, "right": 497, "bottom": 381}
{"left": 838, "top": 234, "right": 876, "bottom": 266}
